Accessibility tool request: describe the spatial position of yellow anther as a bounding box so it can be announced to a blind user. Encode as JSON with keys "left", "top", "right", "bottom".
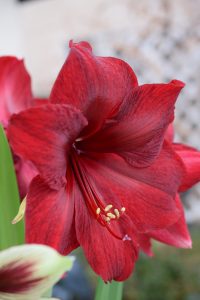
{"left": 105, "top": 204, "right": 113, "bottom": 212}
{"left": 107, "top": 212, "right": 116, "bottom": 219}
{"left": 114, "top": 209, "right": 120, "bottom": 218}
{"left": 12, "top": 197, "right": 26, "bottom": 224}
{"left": 96, "top": 207, "right": 101, "bottom": 215}
{"left": 105, "top": 216, "right": 111, "bottom": 222}
{"left": 121, "top": 207, "right": 126, "bottom": 212}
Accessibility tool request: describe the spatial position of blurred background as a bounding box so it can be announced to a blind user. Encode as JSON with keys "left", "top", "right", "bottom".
{"left": 0, "top": 0, "right": 200, "bottom": 299}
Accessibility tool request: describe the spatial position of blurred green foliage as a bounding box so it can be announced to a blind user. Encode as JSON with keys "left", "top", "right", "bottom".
{"left": 76, "top": 225, "right": 200, "bottom": 300}
{"left": 124, "top": 225, "right": 200, "bottom": 300}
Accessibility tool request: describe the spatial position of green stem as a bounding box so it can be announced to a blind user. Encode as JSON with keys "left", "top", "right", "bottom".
{"left": 95, "top": 277, "right": 123, "bottom": 300}
{"left": 0, "top": 125, "right": 24, "bottom": 250}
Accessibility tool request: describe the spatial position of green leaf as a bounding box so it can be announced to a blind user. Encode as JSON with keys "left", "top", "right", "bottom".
{"left": 95, "top": 278, "right": 123, "bottom": 300}
{"left": 0, "top": 125, "right": 24, "bottom": 250}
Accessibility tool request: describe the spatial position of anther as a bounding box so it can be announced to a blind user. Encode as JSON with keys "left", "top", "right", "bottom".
{"left": 114, "top": 209, "right": 120, "bottom": 218}
{"left": 12, "top": 197, "right": 26, "bottom": 224}
{"left": 105, "top": 216, "right": 111, "bottom": 223}
{"left": 107, "top": 212, "right": 116, "bottom": 219}
{"left": 121, "top": 207, "right": 126, "bottom": 212}
{"left": 96, "top": 207, "right": 101, "bottom": 215}
{"left": 105, "top": 204, "right": 113, "bottom": 212}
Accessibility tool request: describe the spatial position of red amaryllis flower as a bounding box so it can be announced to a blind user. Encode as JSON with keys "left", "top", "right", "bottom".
{"left": 0, "top": 57, "right": 38, "bottom": 198}
{"left": 8, "top": 41, "right": 186, "bottom": 281}
{"left": 139, "top": 125, "right": 200, "bottom": 256}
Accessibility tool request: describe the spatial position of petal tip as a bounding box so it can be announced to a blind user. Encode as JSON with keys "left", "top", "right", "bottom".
{"left": 184, "top": 238, "right": 192, "bottom": 249}
{"left": 170, "top": 79, "right": 185, "bottom": 89}
{"left": 69, "top": 39, "right": 73, "bottom": 48}
{"left": 69, "top": 40, "right": 93, "bottom": 52}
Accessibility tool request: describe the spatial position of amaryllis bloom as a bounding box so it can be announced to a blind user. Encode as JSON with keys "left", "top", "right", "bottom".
{"left": 0, "top": 57, "right": 38, "bottom": 198}
{"left": 8, "top": 41, "right": 187, "bottom": 281}
{"left": 139, "top": 125, "right": 200, "bottom": 256}
{"left": 0, "top": 244, "right": 74, "bottom": 300}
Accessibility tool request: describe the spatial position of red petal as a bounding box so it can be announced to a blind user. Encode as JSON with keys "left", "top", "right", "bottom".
{"left": 165, "top": 123, "right": 174, "bottom": 142}
{"left": 80, "top": 141, "right": 183, "bottom": 232}
{"left": 138, "top": 234, "right": 153, "bottom": 256}
{"left": 14, "top": 155, "right": 38, "bottom": 199}
{"left": 173, "top": 143, "right": 200, "bottom": 192}
{"left": 73, "top": 178, "right": 138, "bottom": 281}
{"left": 7, "top": 104, "right": 87, "bottom": 190}
{"left": 79, "top": 80, "right": 184, "bottom": 167}
{"left": 26, "top": 175, "right": 79, "bottom": 254}
{"left": 50, "top": 40, "right": 138, "bottom": 137}
{"left": 149, "top": 195, "right": 192, "bottom": 248}
{"left": 0, "top": 56, "right": 33, "bottom": 127}
{"left": 33, "top": 98, "right": 48, "bottom": 106}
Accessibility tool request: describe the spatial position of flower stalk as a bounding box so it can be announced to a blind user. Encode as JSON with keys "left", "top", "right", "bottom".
{"left": 95, "top": 278, "right": 123, "bottom": 300}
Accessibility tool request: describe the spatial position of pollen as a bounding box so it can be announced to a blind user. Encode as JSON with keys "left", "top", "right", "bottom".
{"left": 107, "top": 212, "right": 116, "bottom": 219}
{"left": 114, "top": 208, "right": 120, "bottom": 218}
{"left": 105, "top": 216, "right": 111, "bottom": 222}
{"left": 95, "top": 202, "right": 126, "bottom": 230}
{"left": 96, "top": 207, "right": 101, "bottom": 215}
{"left": 104, "top": 204, "right": 113, "bottom": 212}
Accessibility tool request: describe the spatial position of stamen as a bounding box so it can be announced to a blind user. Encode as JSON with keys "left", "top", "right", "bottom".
{"left": 96, "top": 207, "right": 101, "bottom": 215}
{"left": 105, "top": 204, "right": 113, "bottom": 212}
{"left": 114, "top": 209, "right": 120, "bottom": 218}
{"left": 105, "top": 216, "right": 111, "bottom": 223}
{"left": 12, "top": 197, "right": 26, "bottom": 224}
{"left": 71, "top": 150, "right": 127, "bottom": 241}
{"left": 107, "top": 212, "right": 116, "bottom": 219}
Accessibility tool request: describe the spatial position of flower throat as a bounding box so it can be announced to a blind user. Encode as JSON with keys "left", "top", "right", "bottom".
{"left": 70, "top": 147, "right": 126, "bottom": 240}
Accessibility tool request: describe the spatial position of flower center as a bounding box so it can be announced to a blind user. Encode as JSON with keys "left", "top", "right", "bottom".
{"left": 70, "top": 148, "right": 126, "bottom": 240}
{"left": 95, "top": 205, "right": 126, "bottom": 223}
